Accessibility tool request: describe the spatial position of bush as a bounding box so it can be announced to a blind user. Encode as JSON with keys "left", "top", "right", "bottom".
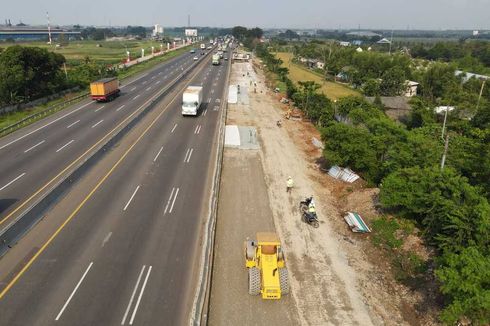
{"left": 371, "top": 216, "right": 403, "bottom": 249}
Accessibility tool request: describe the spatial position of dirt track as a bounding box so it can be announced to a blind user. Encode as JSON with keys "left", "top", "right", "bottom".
{"left": 208, "top": 57, "right": 423, "bottom": 325}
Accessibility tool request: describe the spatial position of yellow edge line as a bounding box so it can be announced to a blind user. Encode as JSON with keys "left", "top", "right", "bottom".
{"left": 0, "top": 55, "right": 210, "bottom": 300}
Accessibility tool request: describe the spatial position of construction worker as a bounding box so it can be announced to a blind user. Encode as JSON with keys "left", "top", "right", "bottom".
{"left": 308, "top": 204, "right": 316, "bottom": 214}
{"left": 286, "top": 176, "right": 294, "bottom": 193}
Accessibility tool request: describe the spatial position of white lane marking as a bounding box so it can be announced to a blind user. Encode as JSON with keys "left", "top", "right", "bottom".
{"left": 56, "top": 140, "right": 75, "bottom": 153}
{"left": 94, "top": 105, "right": 105, "bottom": 112}
{"left": 24, "top": 140, "right": 45, "bottom": 153}
{"left": 130, "top": 87, "right": 137, "bottom": 92}
{"left": 171, "top": 124, "right": 177, "bottom": 133}
{"left": 184, "top": 148, "right": 194, "bottom": 163}
{"left": 133, "top": 95, "right": 140, "bottom": 100}
{"left": 207, "top": 98, "right": 212, "bottom": 103}
{"left": 194, "top": 125, "right": 201, "bottom": 134}
{"left": 91, "top": 120, "right": 104, "bottom": 128}
{"left": 120, "top": 73, "right": 148, "bottom": 88}
{"left": 66, "top": 120, "right": 80, "bottom": 129}
{"left": 0, "top": 173, "right": 26, "bottom": 191}
{"left": 145, "top": 86, "right": 152, "bottom": 91}
{"left": 211, "top": 89, "right": 215, "bottom": 94}
{"left": 129, "top": 266, "right": 152, "bottom": 325}
{"left": 153, "top": 146, "right": 164, "bottom": 162}
{"left": 121, "top": 266, "right": 146, "bottom": 325}
{"left": 116, "top": 105, "right": 126, "bottom": 112}
{"left": 169, "top": 188, "right": 180, "bottom": 213}
{"left": 123, "top": 185, "right": 140, "bottom": 211}
{"left": 101, "top": 232, "right": 112, "bottom": 247}
{"left": 163, "top": 188, "right": 175, "bottom": 214}
{"left": 55, "top": 262, "right": 93, "bottom": 321}
{"left": 142, "top": 80, "right": 147, "bottom": 85}
{"left": 158, "top": 72, "right": 162, "bottom": 75}
{"left": 156, "top": 80, "right": 161, "bottom": 84}
{"left": 151, "top": 76, "right": 156, "bottom": 80}
{"left": 203, "top": 109, "right": 207, "bottom": 116}
{"left": 0, "top": 102, "right": 91, "bottom": 150}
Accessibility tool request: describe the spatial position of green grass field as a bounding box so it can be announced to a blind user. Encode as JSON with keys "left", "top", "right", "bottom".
{"left": 0, "top": 40, "right": 171, "bottom": 64}
{"left": 275, "top": 52, "right": 360, "bottom": 100}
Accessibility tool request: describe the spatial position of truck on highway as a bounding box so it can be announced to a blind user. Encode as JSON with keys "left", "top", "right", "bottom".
{"left": 90, "top": 77, "right": 120, "bottom": 102}
{"left": 182, "top": 86, "right": 203, "bottom": 116}
{"left": 200, "top": 43, "right": 206, "bottom": 50}
{"left": 212, "top": 54, "right": 220, "bottom": 65}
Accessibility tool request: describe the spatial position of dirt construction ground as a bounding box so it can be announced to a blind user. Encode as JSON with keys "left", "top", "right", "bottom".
{"left": 208, "top": 56, "right": 438, "bottom": 325}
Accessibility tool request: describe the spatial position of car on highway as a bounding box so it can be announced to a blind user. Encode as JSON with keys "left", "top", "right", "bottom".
{"left": 193, "top": 56, "right": 199, "bottom": 60}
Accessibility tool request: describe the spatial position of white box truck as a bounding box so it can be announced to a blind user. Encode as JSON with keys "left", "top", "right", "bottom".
{"left": 182, "top": 86, "right": 203, "bottom": 116}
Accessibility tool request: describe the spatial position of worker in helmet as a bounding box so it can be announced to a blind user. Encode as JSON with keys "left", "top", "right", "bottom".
{"left": 286, "top": 176, "right": 294, "bottom": 193}
{"left": 308, "top": 201, "right": 316, "bottom": 221}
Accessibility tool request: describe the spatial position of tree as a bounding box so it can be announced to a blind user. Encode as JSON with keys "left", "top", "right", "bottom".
{"left": 416, "top": 62, "right": 460, "bottom": 102}
{"left": 321, "top": 123, "right": 380, "bottom": 182}
{"left": 405, "top": 97, "right": 436, "bottom": 129}
{"left": 295, "top": 81, "right": 320, "bottom": 117}
{"left": 0, "top": 46, "right": 65, "bottom": 105}
{"left": 278, "top": 30, "right": 300, "bottom": 40}
{"left": 363, "top": 78, "right": 381, "bottom": 96}
{"left": 380, "top": 166, "right": 490, "bottom": 250}
{"left": 248, "top": 27, "right": 263, "bottom": 39}
{"left": 231, "top": 26, "right": 248, "bottom": 40}
{"left": 126, "top": 26, "right": 146, "bottom": 38}
{"left": 380, "top": 67, "right": 406, "bottom": 96}
{"left": 436, "top": 247, "right": 490, "bottom": 325}
{"left": 472, "top": 101, "right": 490, "bottom": 129}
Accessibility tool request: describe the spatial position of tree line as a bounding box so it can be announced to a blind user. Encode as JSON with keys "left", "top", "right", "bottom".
{"left": 279, "top": 40, "right": 489, "bottom": 118}
{"left": 256, "top": 43, "right": 490, "bottom": 324}
{"left": 0, "top": 46, "right": 116, "bottom": 106}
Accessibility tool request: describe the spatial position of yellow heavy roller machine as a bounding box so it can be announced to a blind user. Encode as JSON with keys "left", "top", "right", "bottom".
{"left": 244, "top": 232, "right": 289, "bottom": 299}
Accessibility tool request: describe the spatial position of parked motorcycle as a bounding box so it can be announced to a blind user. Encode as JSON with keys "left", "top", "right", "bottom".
{"left": 299, "top": 198, "right": 319, "bottom": 228}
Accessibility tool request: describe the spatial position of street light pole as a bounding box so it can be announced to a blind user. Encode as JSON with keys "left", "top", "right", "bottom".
{"left": 476, "top": 80, "right": 486, "bottom": 111}
{"left": 440, "top": 134, "right": 449, "bottom": 171}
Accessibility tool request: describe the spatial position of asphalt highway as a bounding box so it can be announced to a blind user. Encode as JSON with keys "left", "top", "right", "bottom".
{"left": 0, "top": 45, "right": 231, "bottom": 325}
{"left": 0, "top": 46, "right": 204, "bottom": 231}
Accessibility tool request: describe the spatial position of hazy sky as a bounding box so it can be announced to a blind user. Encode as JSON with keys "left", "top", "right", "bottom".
{"left": 3, "top": 0, "right": 490, "bottom": 30}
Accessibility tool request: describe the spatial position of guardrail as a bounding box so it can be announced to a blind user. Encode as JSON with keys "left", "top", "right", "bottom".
{"left": 0, "top": 92, "right": 89, "bottom": 138}
{"left": 0, "top": 50, "right": 214, "bottom": 258}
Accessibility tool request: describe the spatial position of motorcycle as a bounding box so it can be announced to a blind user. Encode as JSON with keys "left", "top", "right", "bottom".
{"left": 276, "top": 120, "right": 282, "bottom": 127}
{"left": 299, "top": 199, "right": 319, "bottom": 228}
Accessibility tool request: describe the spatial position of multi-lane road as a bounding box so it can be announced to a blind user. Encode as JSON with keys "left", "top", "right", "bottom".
{"left": 0, "top": 43, "right": 231, "bottom": 325}
{"left": 0, "top": 47, "right": 199, "bottom": 230}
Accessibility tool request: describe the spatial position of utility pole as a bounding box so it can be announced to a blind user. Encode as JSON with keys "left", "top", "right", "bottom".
{"left": 440, "top": 134, "right": 449, "bottom": 171}
{"left": 476, "top": 80, "right": 486, "bottom": 111}
{"left": 388, "top": 29, "right": 394, "bottom": 55}
{"left": 441, "top": 106, "right": 449, "bottom": 140}
{"left": 46, "top": 11, "right": 52, "bottom": 45}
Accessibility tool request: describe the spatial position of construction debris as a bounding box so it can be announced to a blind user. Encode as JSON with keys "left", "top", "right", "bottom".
{"left": 344, "top": 212, "right": 371, "bottom": 233}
